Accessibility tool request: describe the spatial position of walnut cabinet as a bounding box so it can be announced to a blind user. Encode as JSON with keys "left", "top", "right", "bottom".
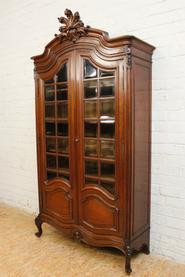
{"left": 31, "top": 9, "right": 155, "bottom": 274}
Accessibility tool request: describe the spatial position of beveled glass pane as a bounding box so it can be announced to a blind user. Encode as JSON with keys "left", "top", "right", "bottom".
{"left": 57, "top": 64, "right": 67, "bottom": 82}
{"left": 84, "top": 80, "right": 98, "bottom": 99}
{"left": 100, "top": 122, "right": 115, "bottom": 138}
{"left": 100, "top": 181, "right": 115, "bottom": 194}
{"left": 45, "top": 103, "right": 55, "bottom": 118}
{"left": 84, "top": 101, "right": 97, "bottom": 118}
{"left": 85, "top": 178, "right": 98, "bottom": 185}
{"left": 47, "top": 171, "right": 57, "bottom": 180}
{"left": 58, "top": 156, "right": 69, "bottom": 170}
{"left": 100, "top": 99, "right": 115, "bottom": 118}
{"left": 58, "top": 172, "right": 70, "bottom": 181}
{"left": 100, "top": 70, "right": 114, "bottom": 77}
{"left": 100, "top": 141, "right": 115, "bottom": 158}
{"left": 56, "top": 84, "right": 68, "bottom": 100}
{"left": 84, "top": 122, "right": 98, "bottom": 138}
{"left": 84, "top": 60, "right": 97, "bottom": 79}
{"left": 57, "top": 103, "right": 68, "bottom": 118}
{"left": 45, "top": 85, "right": 55, "bottom": 101}
{"left": 45, "top": 122, "right": 55, "bottom": 136}
{"left": 100, "top": 78, "right": 115, "bottom": 97}
{"left": 85, "top": 160, "right": 98, "bottom": 176}
{"left": 46, "top": 138, "right": 56, "bottom": 153}
{"left": 85, "top": 139, "right": 97, "bottom": 156}
{"left": 47, "top": 155, "right": 56, "bottom": 169}
{"left": 45, "top": 79, "right": 54, "bottom": 84}
{"left": 57, "top": 123, "right": 68, "bottom": 136}
{"left": 100, "top": 162, "right": 115, "bottom": 178}
{"left": 58, "top": 138, "right": 68, "bottom": 154}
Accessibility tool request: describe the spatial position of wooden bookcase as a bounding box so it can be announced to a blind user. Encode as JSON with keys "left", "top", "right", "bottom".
{"left": 31, "top": 9, "right": 155, "bottom": 274}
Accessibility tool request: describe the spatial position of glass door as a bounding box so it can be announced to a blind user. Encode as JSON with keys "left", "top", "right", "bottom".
{"left": 83, "top": 59, "right": 116, "bottom": 195}
{"left": 44, "top": 63, "right": 70, "bottom": 182}
{"left": 41, "top": 57, "right": 77, "bottom": 223}
{"left": 77, "top": 56, "right": 120, "bottom": 234}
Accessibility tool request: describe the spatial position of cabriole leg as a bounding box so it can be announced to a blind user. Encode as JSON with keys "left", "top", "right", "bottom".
{"left": 125, "top": 244, "right": 132, "bottom": 274}
{"left": 35, "top": 214, "right": 43, "bottom": 237}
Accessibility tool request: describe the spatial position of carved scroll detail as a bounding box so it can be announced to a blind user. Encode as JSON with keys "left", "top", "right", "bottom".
{"left": 126, "top": 46, "right": 132, "bottom": 68}
{"left": 123, "top": 45, "right": 132, "bottom": 68}
{"left": 55, "top": 9, "right": 89, "bottom": 42}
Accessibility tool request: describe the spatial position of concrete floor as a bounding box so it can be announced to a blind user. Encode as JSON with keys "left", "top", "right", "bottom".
{"left": 0, "top": 204, "right": 185, "bottom": 277}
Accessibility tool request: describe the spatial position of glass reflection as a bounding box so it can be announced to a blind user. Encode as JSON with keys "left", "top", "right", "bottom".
{"left": 47, "top": 155, "right": 56, "bottom": 169}
{"left": 45, "top": 104, "right": 55, "bottom": 118}
{"left": 57, "top": 64, "right": 67, "bottom": 82}
{"left": 58, "top": 156, "right": 69, "bottom": 170}
{"left": 58, "top": 138, "right": 68, "bottom": 154}
{"left": 100, "top": 141, "right": 115, "bottom": 158}
{"left": 84, "top": 60, "right": 97, "bottom": 79}
{"left": 45, "top": 86, "right": 55, "bottom": 101}
{"left": 47, "top": 171, "right": 57, "bottom": 180}
{"left": 100, "top": 78, "right": 115, "bottom": 97}
{"left": 84, "top": 101, "right": 97, "bottom": 118}
{"left": 85, "top": 160, "right": 98, "bottom": 176}
{"left": 100, "top": 70, "right": 114, "bottom": 77}
{"left": 100, "top": 100, "right": 115, "bottom": 118}
{"left": 45, "top": 122, "right": 55, "bottom": 136}
{"left": 100, "top": 122, "right": 115, "bottom": 138}
{"left": 56, "top": 84, "right": 68, "bottom": 100}
{"left": 85, "top": 139, "right": 97, "bottom": 156}
{"left": 100, "top": 162, "right": 115, "bottom": 178}
{"left": 46, "top": 138, "right": 56, "bottom": 153}
{"left": 57, "top": 123, "right": 68, "bottom": 136}
{"left": 84, "top": 122, "right": 98, "bottom": 137}
{"left": 57, "top": 103, "right": 68, "bottom": 118}
{"left": 84, "top": 80, "right": 98, "bottom": 99}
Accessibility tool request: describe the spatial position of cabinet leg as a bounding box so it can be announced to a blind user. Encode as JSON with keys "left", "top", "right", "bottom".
{"left": 35, "top": 214, "right": 43, "bottom": 237}
{"left": 125, "top": 244, "right": 132, "bottom": 274}
{"left": 142, "top": 244, "right": 150, "bottom": 255}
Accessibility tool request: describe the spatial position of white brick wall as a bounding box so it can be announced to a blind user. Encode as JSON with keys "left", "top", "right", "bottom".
{"left": 0, "top": 0, "right": 185, "bottom": 264}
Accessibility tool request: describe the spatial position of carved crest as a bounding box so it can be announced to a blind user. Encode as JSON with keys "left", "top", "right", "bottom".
{"left": 55, "top": 9, "right": 89, "bottom": 42}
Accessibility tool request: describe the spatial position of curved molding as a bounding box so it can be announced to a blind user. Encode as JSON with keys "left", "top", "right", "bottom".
{"left": 44, "top": 178, "right": 71, "bottom": 190}
{"left": 81, "top": 185, "right": 117, "bottom": 201}
{"left": 41, "top": 212, "right": 125, "bottom": 252}
{"left": 31, "top": 26, "right": 155, "bottom": 77}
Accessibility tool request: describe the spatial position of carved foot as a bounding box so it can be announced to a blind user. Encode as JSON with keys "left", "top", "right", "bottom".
{"left": 125, "top": 244, "right": 132, "bottom": 274}
{"left": 35, "top": 214, "right": 43, "bottom": 237}
{"left": 142, "top": 244, "right": 150, "bottom": 255}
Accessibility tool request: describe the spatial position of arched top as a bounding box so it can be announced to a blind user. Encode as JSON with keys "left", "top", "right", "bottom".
{"left": 31, "top": 9, "right": 155, "bottom": 74}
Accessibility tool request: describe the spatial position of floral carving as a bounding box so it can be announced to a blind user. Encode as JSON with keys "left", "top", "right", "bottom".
{"left": 55, "top": 9, "right": 89, "bottom": 42}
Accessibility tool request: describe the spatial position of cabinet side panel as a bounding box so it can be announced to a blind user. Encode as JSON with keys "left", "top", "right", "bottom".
{"left": 132, "top": 58, "right": 151, "bottom": 238}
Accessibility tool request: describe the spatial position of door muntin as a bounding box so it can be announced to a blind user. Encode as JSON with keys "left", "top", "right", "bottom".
{"left": 77, "top": 56, "right": 121, "bottom": 234}
{"left": 83, "top": 59, "right": 117, "bottom": 196}
{"left": 44, "top": 62, "right": 70, "bottom": 183}
{"left": 41, "top": 58, "right": 77, "bottom": 223}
